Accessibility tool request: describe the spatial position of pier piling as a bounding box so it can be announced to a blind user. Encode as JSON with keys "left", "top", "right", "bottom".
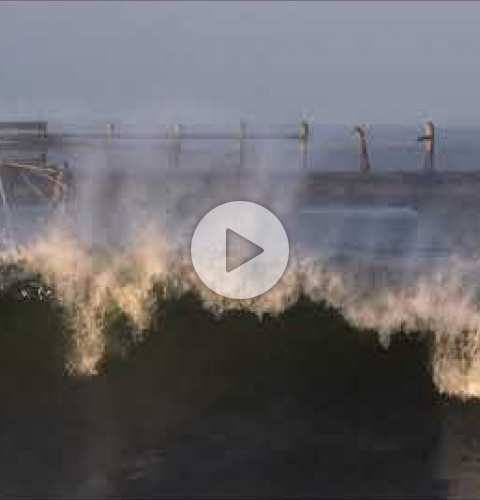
{"left": 300, "top": 120, "right": 309, "bottom": 169}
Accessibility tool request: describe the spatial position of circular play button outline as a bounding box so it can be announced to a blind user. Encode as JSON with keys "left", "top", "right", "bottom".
{"left": 190, "top": 201, "right": 290, "bottom": 300}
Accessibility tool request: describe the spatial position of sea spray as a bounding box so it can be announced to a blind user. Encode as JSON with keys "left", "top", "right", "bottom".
{"left": 2, "top": 225, "right": 480, "bottom": 398}
{"left": 6, "top": 225, "right": 174, "bottom": 375}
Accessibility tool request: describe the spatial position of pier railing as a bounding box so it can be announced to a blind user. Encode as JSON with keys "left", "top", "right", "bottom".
{"left": 0, "top": 120, "right": 310, "bottom": 169}
{"left": 0, "top": 119, "right": 443, "bottom": 172}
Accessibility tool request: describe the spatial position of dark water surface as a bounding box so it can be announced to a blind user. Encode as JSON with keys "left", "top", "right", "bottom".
{"left": 1, "top": 290, "right": 475, "bottom": 499}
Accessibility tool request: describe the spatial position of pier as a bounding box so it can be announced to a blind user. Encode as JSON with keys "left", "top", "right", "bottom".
{"left": 0, "top": 119, "right": 478, "bottom": 218}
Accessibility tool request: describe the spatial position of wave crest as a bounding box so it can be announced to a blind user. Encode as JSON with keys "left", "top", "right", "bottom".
{"left": 2, "top": 226, "right": 480, "bottom": 398}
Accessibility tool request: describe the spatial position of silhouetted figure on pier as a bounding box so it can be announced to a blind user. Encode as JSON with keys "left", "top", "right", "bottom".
{"left": 354, "top": 125, "right": 371, "bottom": 173}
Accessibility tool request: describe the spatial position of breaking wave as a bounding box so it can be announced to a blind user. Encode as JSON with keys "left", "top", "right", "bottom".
{"left": 2, "top": 222, "right": 480, "bottom": 399}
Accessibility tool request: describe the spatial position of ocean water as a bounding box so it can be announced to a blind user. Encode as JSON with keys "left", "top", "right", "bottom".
{"left": 2, "top": 134, "right": 480, "bottom": 497}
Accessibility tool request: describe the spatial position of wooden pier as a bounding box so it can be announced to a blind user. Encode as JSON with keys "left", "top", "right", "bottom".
{"left": 0, "top": 119, "right": 478, "bottom": 214}
{"left": 0, "top": 119, "right": 443, "bottom": 173}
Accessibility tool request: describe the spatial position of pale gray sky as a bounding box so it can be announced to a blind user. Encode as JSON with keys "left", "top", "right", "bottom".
{"left": 0, "top": 1, "right": 479, "bottom": 125}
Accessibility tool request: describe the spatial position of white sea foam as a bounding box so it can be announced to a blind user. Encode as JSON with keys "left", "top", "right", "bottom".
{"left": 1, "top": 222, "right": 480, "bottom": 399}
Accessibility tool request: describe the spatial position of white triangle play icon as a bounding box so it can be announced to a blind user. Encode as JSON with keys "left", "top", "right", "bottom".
{"left": 226, "top": 228, "right": 264, "bottom": 273}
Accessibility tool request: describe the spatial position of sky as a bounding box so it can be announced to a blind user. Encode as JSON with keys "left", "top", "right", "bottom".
{"left": 0, "top": 1, "right": 479, "bottom": 126}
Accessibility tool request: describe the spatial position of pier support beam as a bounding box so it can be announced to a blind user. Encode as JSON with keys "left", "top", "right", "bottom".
{"left": 39, "top": 122, "right": 48, "bottom": 138}
{"left": 239, "top": 121, "right": 246, "bottom": 169}
{"left": 300, "top": 120, "right": 309, "bottom": 169}
{"left": 169, "top": 124, "right": 182, "bottom": 168}
{"left": 106, "top": 122, "right": 115, "bottom": 138}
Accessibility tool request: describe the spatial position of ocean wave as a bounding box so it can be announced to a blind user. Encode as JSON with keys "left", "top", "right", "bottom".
{"left": 1, "top": 224, "right": 480, "bottom": 399}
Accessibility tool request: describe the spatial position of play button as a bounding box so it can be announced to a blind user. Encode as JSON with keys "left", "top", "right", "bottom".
{"left": 226, "top": 229, "right": 264, "bottom": 273}
{"left": 191, "top": 201, "right": 290, "bottom": 299}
